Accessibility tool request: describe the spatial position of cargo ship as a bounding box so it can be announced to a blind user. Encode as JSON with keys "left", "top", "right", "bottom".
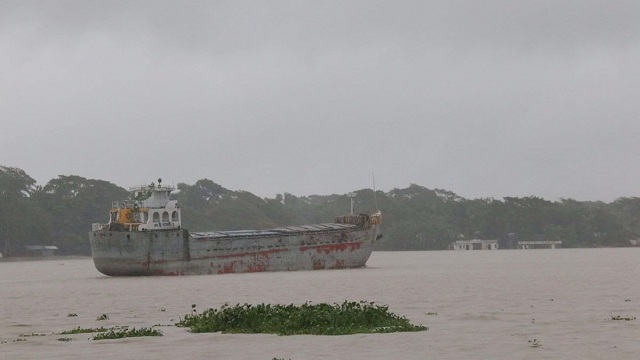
{"left": 89, "top": 181, "right": 382, "bottom": 276}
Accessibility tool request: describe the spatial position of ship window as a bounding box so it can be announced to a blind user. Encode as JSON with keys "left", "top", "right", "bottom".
{"left": 153, "top": 212, "right": 160, "bottom": 222}
{"left": 162, "top": 211, "right": 169, "bottom": 222}
{"left": 172, "top": 211, "right": 179, "bottom": 222}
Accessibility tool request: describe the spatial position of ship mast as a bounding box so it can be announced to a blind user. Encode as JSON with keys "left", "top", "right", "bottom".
{"left": 347, "top": 192, "right": 356, "bottom": 215}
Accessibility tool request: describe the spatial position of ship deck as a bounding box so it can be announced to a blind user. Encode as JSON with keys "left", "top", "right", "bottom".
{"left": 190, "top": 223, "right": 358, "bottom": 240}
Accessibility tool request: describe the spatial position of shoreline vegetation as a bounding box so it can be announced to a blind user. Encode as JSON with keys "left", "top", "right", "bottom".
{"left": 2, "top": 165, "right": 640, "bottom": 256}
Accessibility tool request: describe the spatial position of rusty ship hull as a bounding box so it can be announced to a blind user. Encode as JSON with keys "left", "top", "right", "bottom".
{"left": 89, "top": 222, "right": 379, "bottom": 276}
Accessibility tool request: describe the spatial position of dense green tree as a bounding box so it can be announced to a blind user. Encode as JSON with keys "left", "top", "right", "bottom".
{"left": 609, "top": 197, "right": 640, "bottom": 242}
{"left": 0, "top": 166, "right": 37, "bottom": 198}
{"left": 0, "top": 166, "right": 47, "bottom": 255}
{"left": 31, "top": 175, "right": 128, "bottom": 255}
{"left": 175, "top": 179, "right": 232, "bottom": 231}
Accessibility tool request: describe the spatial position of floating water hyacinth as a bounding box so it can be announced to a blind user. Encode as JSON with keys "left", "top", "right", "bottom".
{"left": 58, "top": 326, "right": 112, "bottom": 335}
{"left": 92, "top": 327, "right": 162, "bottom": 340}
{"left": 176, "top": 301, "right": 428, "bottom": 335}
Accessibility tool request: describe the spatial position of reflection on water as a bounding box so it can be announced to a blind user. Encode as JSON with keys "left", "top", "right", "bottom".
{"left": 1, "top": 249, "right": 639, "bottom": 360}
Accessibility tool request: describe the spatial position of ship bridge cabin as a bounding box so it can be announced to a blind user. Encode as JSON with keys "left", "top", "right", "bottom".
{"left": 93, "top": 181, "right": 181, "bottom": 232}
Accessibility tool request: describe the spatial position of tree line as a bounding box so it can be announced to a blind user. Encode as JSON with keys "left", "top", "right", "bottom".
{"left": 1, "top": 165, "right": 639, "bottom": 256}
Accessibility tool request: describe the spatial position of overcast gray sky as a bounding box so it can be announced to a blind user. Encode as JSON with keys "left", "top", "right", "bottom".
{"left": 1, "top": 1, "right": 639, "bottom": 201}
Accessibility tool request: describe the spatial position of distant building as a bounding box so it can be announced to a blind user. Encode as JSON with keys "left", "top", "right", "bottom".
{"left": 25, "top": 245, "right": 58, "bottom": 256}
{"left": 452, "top": 239, "right": 499, "bottom": 250}
{"left": 517, "top": 241, "right": 562, "bottom": 249}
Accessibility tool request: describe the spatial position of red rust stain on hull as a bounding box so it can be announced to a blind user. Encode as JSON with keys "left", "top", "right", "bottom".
{"left": 215, "top": 247, "right": 288, "bottom": 259}
{"left": 246, "top": 263, "right": 267, "bottom": 272}
{"left": 218, "top": 261, "right": 236, "bottom": 274}
{"left": 300, "top": 242, "right": 362, "bottom": 254}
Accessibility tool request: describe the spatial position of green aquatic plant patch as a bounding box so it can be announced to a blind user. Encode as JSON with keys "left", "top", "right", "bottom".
{"left": 176, "top": 301, "right": 428, "bottom": 335}
{"left": 92, "top": 327, "right": 162, "bottom": 340}
{"left": 58, "top": 326, "right": 111, "bottom": 335}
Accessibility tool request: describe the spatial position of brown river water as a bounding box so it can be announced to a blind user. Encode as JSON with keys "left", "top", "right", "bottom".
{"left": 1, "top": 249, "right": 638, "bottom": 360}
